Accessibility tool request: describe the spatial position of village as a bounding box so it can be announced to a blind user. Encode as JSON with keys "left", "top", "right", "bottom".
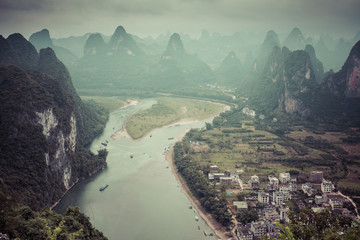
{"left": 207, "top": 165, "right": 359, "bottom": 240}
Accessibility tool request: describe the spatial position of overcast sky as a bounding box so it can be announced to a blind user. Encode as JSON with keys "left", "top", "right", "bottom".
{"left": 1, "top": 0, "right": 359, "bottom": 39}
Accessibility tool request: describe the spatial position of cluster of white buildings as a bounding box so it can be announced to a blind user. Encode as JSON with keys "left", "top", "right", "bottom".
{"left": 242, "top": 107, "right": 256, "bottom": 117}
{"left": 208, "top": 165, "right": 242, "bottom": 186}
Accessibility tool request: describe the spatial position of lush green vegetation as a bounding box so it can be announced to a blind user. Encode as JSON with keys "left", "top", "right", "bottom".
{"left": 0, "top": 182, "right": 107, "bottom": 240}
{"left": 173, "top": 140, "right": 232, "bottom": 227}
{"left": 126, "top": 97, "right": 224, "bottom": 139}
{"left": 263, "top": 209, "right": 359, "bottom": 240}
{"left": 236, "top": 209, "right": 258, "bottom": 225}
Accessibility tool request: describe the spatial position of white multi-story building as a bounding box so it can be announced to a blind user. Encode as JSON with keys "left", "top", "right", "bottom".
{"left": 258, "top": 191, "right": 270, "bottom": 204}
{"left": 220, "top": 177, "right": 233, "bottom": 185}
{"left": 251, "top": 221, "right": 267, "bottom": 237}
{"left": 273, "top": 192, "right": 285, "bottom": 205}
{"left": 268, "top": 176, "right": 279, "bottom": 187}
{"left": 279, "top": 206, "right": 290, "bottom": 222}
{"left": 289, "top": 178, "right": 297, "bottom": 191}
{"left": 242, "top": 107, "right": 256, "bottom": 117}
{"left": 321, "top": 179, "right": 333, "bottom": 193}
{"left": 329, "top": 198, "right": 343, "bottom": 210}
{"left": 249, "top": 175, "right": 260, "bottom": 189}
{"left": 279, "top": 172, "right": 291, "bottom": 184}
{"left": 310, "top": 171, "right": 324, "bottom": 183}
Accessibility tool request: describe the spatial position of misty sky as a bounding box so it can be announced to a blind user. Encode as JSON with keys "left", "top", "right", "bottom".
{"left": 1, "top": 0, "right": 359, "bottom": 39}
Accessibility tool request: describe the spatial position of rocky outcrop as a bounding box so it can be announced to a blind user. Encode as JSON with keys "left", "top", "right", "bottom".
{"left": 162, "top": 33, "right": 186, "bottom": 59}
{"left": 0, "top": 35, "right": 22, "bottom": 68}
{"left": 108, "top": 25, "right": 144, "bottom": 56}
{"left": 29, "top": 29, "right": 77, "bottom": 67}
{"left": 322, "top": 40, "right": 360, "bottom": 98}
{"left": 83, "top": 33, "right": 106, "bottom": 56}
{"left": 0, "top": 34, "right": 107, "bottom": 209}
{"left": 283, "top": 27, "right": 306, "bottom": 51}
{"left": 280, "top": 50, "right": 316, "bottom": 116}
{"left": 305, "top": 44, "right": 324, "bottom": 83}
{"left": 7, "top": 33, "right": 39, "bottom": 70}
{"left": 258, "top": 46, "right": 317, "bottom": 117}
{"left": 29, "top": 29, "right": 54, "bottom": 50}
{"left": 215, "top": 51, "right": 242, "bottom": 86}
{"left": 157, "top": 33, "right": 214, "bottom": 87}
{"left": 254, "top": 30, "right": 281, "bottom": 73}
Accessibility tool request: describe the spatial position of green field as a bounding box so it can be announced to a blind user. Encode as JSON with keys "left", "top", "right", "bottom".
{"left": 125, "top": 97, "right": 224, "bottom": 139}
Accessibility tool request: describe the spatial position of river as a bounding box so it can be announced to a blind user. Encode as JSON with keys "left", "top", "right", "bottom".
{"left": 54, "top": 99, "right": 219, "bottom": 240}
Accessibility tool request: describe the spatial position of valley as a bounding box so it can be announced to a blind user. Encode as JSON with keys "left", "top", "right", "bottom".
{"left": 1, "top": 10, "right": 360, "bottom": 239}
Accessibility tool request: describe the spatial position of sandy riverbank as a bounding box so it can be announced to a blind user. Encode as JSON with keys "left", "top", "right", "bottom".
{"left": 111, "top": 99, "right": 229, "bottom": 141}
{"left": 165, "top": 145, "right": 230, "bottom": 240}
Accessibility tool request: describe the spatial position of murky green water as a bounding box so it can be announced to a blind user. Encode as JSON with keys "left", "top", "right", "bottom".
{"left": 54, "top": 99, "right": 218, "bottom": 240}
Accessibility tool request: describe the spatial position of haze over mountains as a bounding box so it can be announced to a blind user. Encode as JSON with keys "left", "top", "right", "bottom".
{"left": 1, "top": 22, "right": 360, "bottom": 239}
{"left": 2, "top": 25, "right": 360, "bottom": 121}
{"left": 15, "top": 25, "right": 359, "bottom": 122}
{"left": 0, "top": 23, "right": 360, "bottom": 202}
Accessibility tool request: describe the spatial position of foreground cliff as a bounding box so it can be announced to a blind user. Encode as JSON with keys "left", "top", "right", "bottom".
{"left": 0, "top": 33, "right": 108, "bottom": 209}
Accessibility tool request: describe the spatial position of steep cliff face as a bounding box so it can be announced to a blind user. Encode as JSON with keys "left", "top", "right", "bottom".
{"left": 305, "top": 44, "right": 324, "bottom": 83}
{"left": 321, "top": 40, "right": 360, "bottom": 98}
{"left": 256, "top": 46, "right": 317, "bottom": 117}
{"left": 279, "top": 50, "right": 316, "bottom": 116}
{"left": 0, "top": 34, "right": 107, "bottom": 209}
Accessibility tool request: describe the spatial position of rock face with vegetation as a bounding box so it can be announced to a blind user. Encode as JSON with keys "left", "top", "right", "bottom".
{"left": 83, "top": 33, "right": 107, "bottom": 56}
{"left": 29, "top": 29, "right": 77, "bottom": 67}
{"left": 322, "top": 40, "right": 360, "bottom": 98}
{"left": 251, "top": 45, "right": 317, "bottom": 117}
{"left": 158, "top": 33, "right": 214, "bottom": 87}
{"left": 0, "top": 182, "right": 107, "bottom": 239}
{"left": 305, "top": 44, "right": 324, "bottom": 83}
{"left": 253, "top": 30, "right": 281, "bottom": 73}
{"left": 0, "top": 33, "right": 108, "bottom": 210}
{"left": 108, "top": 25, "right": 144, "bottom": 56}
{"left": 283, "top": 27, "right": 307, "bottom": 51}
{"left": 215, "top": 51, "right": 242, "bottom": 86}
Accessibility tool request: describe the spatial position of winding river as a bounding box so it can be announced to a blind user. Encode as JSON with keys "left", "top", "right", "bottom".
{"left": 54, "top": 99, "right": 218, "bottom": 240}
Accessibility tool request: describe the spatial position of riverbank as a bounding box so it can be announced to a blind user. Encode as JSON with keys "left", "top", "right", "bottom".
{"left": 112, "top": 103, "right": 229, "bottom": 142}
{"left": 165, "top": 145, "right": 230, "bottom": 240}
{"left": 125, "top": 97, "right": 227, "bottom": 140}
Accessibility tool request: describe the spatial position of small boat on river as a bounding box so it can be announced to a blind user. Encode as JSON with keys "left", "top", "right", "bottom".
{"left": 168, "top": 137, "right": 174, "bottom": 140}
{"left": 99, "top": 184, "right": 109, "bottom": 191}
{"left": 195, "top": 216, "right": 199, "bottom": 221}
{"left": 130, "top": 153, "right": 133, "bottom": 158}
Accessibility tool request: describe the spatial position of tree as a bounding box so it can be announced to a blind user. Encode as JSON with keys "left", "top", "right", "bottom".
{"left": 205, "top": 122, "right": 213, "bottom": 130}
{"left": 236, "top": 209, "right": 258, "bottom": 224}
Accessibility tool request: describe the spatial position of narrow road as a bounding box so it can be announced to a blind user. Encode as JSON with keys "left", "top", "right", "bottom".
{"left": 338, "top": 191, "right": 359, "bottom": 218}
